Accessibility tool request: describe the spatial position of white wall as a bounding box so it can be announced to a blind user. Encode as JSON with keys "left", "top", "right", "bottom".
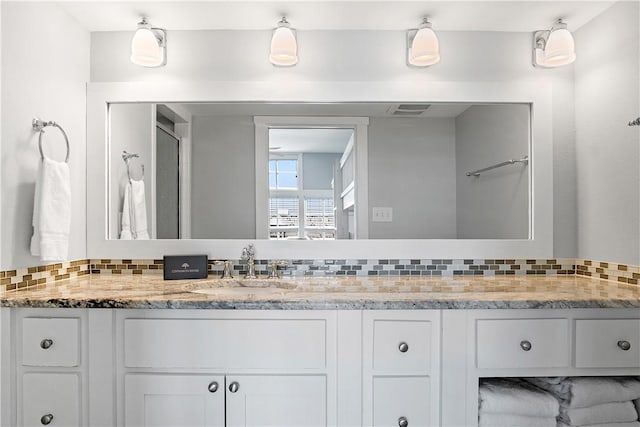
{"left": 90, "top": 29, "right": 576, "bottom": 256}
{"left": 368, "top": 117, "right": 457, "bottom": 239}
{"left": 191, "top": 115, "right": 256, "bottom": 239}
{"left": 455, "top": 105, "right": 530, "bottom": 239}
{"left": 1, "top": 3, "right": 89, "bottom": 269}
{"left": 575, "top": 1, "right": 640, "bottom": 265}
{"left": 108, "top": 104, "right": 154, "bottom": 239}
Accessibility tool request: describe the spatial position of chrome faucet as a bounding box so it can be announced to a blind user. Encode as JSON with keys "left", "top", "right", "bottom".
{"left": 268, "top": 261, "right": 289, "bottom": 279}
{"left": 213, "top": 260, "right": 234, "bottom": 279}
{"left": 241, "top": 244, "right": 258, "bottom": 279}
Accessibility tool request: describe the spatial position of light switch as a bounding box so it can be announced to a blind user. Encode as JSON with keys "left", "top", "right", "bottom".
{"left": 372, "top": 207, "right": 393, "bottom": 222}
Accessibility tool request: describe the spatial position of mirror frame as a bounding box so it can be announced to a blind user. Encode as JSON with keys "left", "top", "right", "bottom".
{"left": 87, "top": 81, "right": 552, "bottom": 260}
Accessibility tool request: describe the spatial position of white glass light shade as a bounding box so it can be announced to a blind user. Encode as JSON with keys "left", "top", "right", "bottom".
{"left": 409, "top": 23, "right": 440, "bottom": 67}
{"left": 533, "top": 20, "right": 576, "bottom": 68}
{"left": 542, "top": 27, "right": 576, "bottom": 67}
{"left": 130, "top": 22, "right": 165, "bottom": 67}
{"left": 270, "top": 22, "right": 298, "bottom": 66}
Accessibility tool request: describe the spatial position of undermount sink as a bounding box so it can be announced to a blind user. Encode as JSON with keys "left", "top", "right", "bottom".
{"left": 186, "top": 278, "right": 297, "bottom": 296}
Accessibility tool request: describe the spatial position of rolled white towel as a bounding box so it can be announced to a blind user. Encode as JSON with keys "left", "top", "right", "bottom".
{"left": 558, "top": 422, "right": 640, "bottom": 427}
{"left": 634, "top": 398, "right": 640, "bottom": 418}
{"left": 478, "top": 412, "right": 556, "bottom": 427}
{"left": 560, "top": 401, "right": 639, "bottom": 426}
{"left": 524, "top": 377, "right": 572, "bottom": 402}
{"left": 479, "top": 379, "right": 559, "bottom": 418}
{"left": 569, "top": 378, "right": 640, "bottom": 408}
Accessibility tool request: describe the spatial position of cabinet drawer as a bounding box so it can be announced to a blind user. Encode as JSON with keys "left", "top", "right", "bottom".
{"left": 124, "top": 318, "right": 326, "bottom": 369}
{"left": 22, "top": 318, "right": 80, "bottom": 367}
{"left": 372, "top": 376, "right": 431, "bottom": 427}
{"left": 476, "top": 319, "right": 569, "bottom": 369}
{"left": 373, "top": 320, "right": 432, "bottom": 372}
{"left": 575, "top": 319, "right": 640, "bottom": 368}
{"left": 22, "top": 373, "right": 80, "bottom": 427}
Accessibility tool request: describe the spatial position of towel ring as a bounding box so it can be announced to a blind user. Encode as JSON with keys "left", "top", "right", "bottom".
{"left": 32, "top": 118, "right": 70, "bottom": 163}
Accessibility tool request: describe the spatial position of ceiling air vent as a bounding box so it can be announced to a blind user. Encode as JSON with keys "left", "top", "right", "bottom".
{"left": 387, "top": 104, "right": 432, "bottom": 116}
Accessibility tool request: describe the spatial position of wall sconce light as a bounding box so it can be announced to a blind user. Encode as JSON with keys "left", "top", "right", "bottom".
{"left": 533, "top": 19, "right": 576, "bottom": 68}
{"left": 130, "top": 17, "right": 167, "bottom": 67}
{"left": 407, "top": 17, "right": 440, "bottom": 67}
{"left": 270, "top": 17, "right": 298, "bottom": 66}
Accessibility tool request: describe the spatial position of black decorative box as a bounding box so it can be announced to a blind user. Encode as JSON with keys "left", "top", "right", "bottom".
{"left": 163, "top": 255, "right": 208, "bottom": 280}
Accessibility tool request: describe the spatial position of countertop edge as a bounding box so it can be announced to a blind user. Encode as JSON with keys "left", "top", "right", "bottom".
{"left": 2, "top": 298, "right": 639, "bottom": 310}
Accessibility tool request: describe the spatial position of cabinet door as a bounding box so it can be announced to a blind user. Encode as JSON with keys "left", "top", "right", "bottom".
{"left": 22, "top": 373, "right": 80, "bottom": 427}
{"left": 372, "top": 376, "right": 431, "bottom": 427}
{"left": 124, "top": 374, "right": 225, "bottom": 427}
{"left": 226, "top": 375, "right": 326, "bottom": 427}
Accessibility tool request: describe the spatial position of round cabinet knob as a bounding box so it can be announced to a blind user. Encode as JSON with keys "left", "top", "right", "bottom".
{"left": 398, "top": 342, "right": 409, "bottom": 353}
{"left": 228, "top": 382, "right": 240, "bottom": 393}
{"left": 520, "top": 340, "right": 532, "bottom": 351}
{"left": 208, "top": 381, "right": 219, "bottom": 393}
{"left": 617, "top": 340, "right": 631, "bottom": 351}
{"left": 398, "top": 416, "right": 409, "bottom": 427}
{"left": 40, "top": 414, "right": 54, "bottom": 425}
{"left": 40, "top": 339, "right": 53, "bottom": 350}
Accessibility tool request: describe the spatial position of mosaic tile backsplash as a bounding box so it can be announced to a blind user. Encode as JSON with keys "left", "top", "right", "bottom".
{"left": 0, "top": 257, "right": 637, "bottom": 292}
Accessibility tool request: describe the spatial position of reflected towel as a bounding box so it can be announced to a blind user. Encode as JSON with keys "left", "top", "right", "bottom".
{"left": 561, "top": 401, "right": 639, "bottom": 426}
{"left": 120, "top": 179, "right": 149, "bottom": 240}
{"left": 479, "top": 379, "right": 560, "bottom": 417}
{"left": 478, "top": 412, "right": 556, "bottom": 427}
{"left": 30, "top": 158, "right": 71, "bottom": 261}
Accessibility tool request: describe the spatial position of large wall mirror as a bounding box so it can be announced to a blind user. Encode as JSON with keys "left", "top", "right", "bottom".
{"left": 87, "top": 82, "right": 552, "bottom": 259}
{"left": 108, "top": 102, "right": 530, "bottom": 241}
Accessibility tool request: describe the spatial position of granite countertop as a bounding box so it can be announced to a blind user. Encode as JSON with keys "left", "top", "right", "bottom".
{"left": 0, "top": 274, "right": 639, "bottom": 309}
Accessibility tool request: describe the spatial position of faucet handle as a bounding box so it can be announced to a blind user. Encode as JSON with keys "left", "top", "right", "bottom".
{"left": 213, "top": 260, "right": 234, "bottom": 279}
{"left": 268, "top": 261, "right": 288, "bottom": 279}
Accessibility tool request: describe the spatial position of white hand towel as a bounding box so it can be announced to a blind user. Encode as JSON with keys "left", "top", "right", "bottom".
{"left": 561, "top": 401, "right": 639, "bottom": 426}
{"left": 634, "top": 398, "right": 640, "bottom": 419}
{"left": 569, "top": 378, "right": 640, "bottom": 408}
{"left": 478, "top": 412, "right": 557, "bottom": 427}
{"left": 30, "top": 158, "right": 71, "bottom": 261}
{"left": 120, "top": 182, "right": 133, "bottom": 240}
{"left": 559, "top": 422, "right": 640, "bottom": 427}
{"left": 129, "top": 179, "right": 149, "bottom": 240}
{"left": 479, "top": 379, "right": 560, "bottom": 417}
{"left": 120, "top": 179, "right": 149, "bottom": 240}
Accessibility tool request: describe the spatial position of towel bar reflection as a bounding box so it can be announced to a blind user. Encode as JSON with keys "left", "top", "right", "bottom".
{"left": 466, "top": 156, "right": 529, "bottom": 177}
{"left": 32, "top": 118, "right": 70, "bottom": 163}
{"left": 122, "top": 150, "right": 145, "bottom": 181}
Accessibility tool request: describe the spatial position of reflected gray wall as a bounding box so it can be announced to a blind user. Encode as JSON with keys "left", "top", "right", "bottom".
{"left": 109, "top": 104, "right": 153, "bottom": 239}
{"left": 302, "top": 153, "right": 339, "bottom": 190}
{"left": 191, "top": 116, "right": 256, "bottom": 239}
{"left": 455, "top": 105, "right": 529, "bottom": 239}
{"left": 368, "top": 117, "right": 457, "bottom": 239}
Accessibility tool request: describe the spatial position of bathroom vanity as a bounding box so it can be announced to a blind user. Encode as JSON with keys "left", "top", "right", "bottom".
{"left": 2, "top": 275, "right": 639, "bottom": 427}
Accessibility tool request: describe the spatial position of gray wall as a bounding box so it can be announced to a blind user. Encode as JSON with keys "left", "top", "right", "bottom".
{"left": 302, "top": 153, "right": 339, "bottom": 190}
{"left": 368, "top": 117, "right": 457, "bottom": 239}
{"left": 191, "top": 116, "right": 256, "bottom": 239}
{"left": 108, "top": 104, "right": 153, "bottom": 239}
{"left": 1, "top": 3, "right": 89, "bottom": 269}
{"left": 574, "top": 1, "right": 640, "bottom": 265}
{"left": 455, "top": 105, "right": 530, "bottom": 239}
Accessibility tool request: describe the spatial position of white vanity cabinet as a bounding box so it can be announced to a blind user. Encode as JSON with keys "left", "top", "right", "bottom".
{"left": 363, "top": 311, "right": 441, "bottom": 427}
{"left": 116, "top": 310, "right": 336, "bottom": 427}
{"left": 13, "top": 309, "right": 87, "bottom": 427}
{"left": 441, "top": 308, "right": 640, "bottom": 427}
